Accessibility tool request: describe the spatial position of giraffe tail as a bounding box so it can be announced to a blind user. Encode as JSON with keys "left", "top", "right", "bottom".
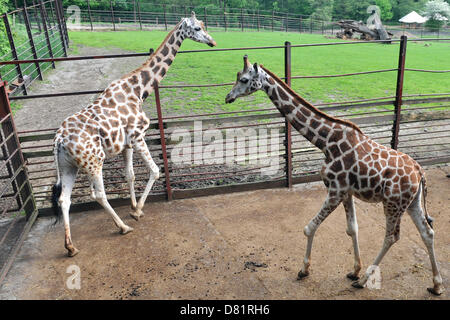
{"left": 51, "top": 143, "right": 63, "bottom": 224}
{"left": 420, "top": 169, "right": 433, "bottom": 229}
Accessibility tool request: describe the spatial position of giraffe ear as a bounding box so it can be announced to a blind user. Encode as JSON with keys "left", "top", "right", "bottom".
{"left": 191, "top": 11, "right": 196, "bottom": 20}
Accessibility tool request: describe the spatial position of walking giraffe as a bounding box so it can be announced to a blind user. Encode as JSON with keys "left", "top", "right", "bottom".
{"left": 52, "top": 13, "right": 216, "bottom": 257}
{"left": 224, "top": 56, "right": 443, "bottom": 295}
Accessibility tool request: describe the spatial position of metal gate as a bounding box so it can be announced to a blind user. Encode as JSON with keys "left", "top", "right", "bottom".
{"left": 0, "top": 81, "right": 37, "bottom": 284}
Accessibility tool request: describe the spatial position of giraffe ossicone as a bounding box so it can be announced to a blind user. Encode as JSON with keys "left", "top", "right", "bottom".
{"left": 225, "top": 55, "right": 444, "bottom": 296}
{"left": 52, "top": 13, "right": 216, "bottom": 257}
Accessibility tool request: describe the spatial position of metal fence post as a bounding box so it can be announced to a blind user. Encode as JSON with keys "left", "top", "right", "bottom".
{"left": 3, "top": 14, "right": 28, "bottom": 95}
{"left": 204, "top": 7, "right": 207, "bottom": 30}
{"left": 23, "top": 6, "right": 43, "bottom": 80}
{"left": 153, "top": 82, "right": 172, "bottom": 201}
{"left": 285, "top": 12, "right": 288, "bottom": 32}
{"left": 86, "top": 0, "right": 93, "bottom": 31}
{"left": 38, "top": 0, "right": 55, "bottom": 69}
{"left": 299, "top": 16, "right": 302, "bottom": 33}
{"left": 257, "top": 9, "right": 260, "bottom": 31}
{"left": 271, "top": 10, "right": 274, "bottom": 31}
{"left": 54, "top": 0, "right": 67, "bottom": 57}
{"left": 109, "top": 0, "right": 116, "bottom": 31}
{"left": 391, "top": 35, "right": 407, "bottom": 150}
{"left": 284, "top": 41, "right": 293, "bottom": 188}
{"left": 137, "top": 0, "right": 142, "bottom": 30}
{"left": 31, "top": 0, "right": 42, "bottom": 33}
{"left": 223, "top": 7, "right": 227, "bottom": 31}
{"left": 56, "top": 0, "right": 68, "bottom": 46}
{"left": 163, "top": 4, "right": 167, "bottom": 31}
{"left": 241, "top": 8, "right": 244, "bottom": 32}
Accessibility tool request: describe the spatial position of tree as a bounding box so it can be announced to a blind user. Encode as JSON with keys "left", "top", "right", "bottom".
{"left": 375, "top": 0, "right": 393, "bottom": 21}
{"left": 310, "top": 0, "right": 334, "bottom": 21}
{"left": 422, "top": 0, "right": 450, "bottom": 30}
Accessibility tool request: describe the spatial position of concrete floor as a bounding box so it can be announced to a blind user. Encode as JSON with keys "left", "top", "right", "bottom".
{"left": 0, "top": 168, "right": 449, "bottom": 300}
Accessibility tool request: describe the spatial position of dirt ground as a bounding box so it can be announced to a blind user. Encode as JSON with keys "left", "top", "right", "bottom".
{"left": 0, "top": 167, "right": 448, "bottom": 300}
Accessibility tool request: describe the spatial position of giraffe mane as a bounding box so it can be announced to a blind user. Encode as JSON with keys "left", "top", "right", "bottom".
{"left": 121, "top": 20, "right": 184, "bottom": 79}
{"left": 260, "top": 65, "right": 363, "bottom": 134}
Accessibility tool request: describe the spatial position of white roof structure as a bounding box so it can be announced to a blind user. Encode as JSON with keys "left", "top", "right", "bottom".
{"left": 399, "top": 11, "right": 428, "bottom": 24}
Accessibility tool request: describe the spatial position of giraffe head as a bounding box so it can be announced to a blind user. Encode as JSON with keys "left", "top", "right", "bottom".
{"left": 225, "top": 55, "right": 264, "bottom": 103}
{"left": 182, "top": 12, "right": 216, "bottom": 47}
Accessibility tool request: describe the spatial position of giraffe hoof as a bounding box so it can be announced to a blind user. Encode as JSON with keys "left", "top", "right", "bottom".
{"left": 68, "top": 248, "right": 80, "bottom": 257}
{"left": 427, "top": 287, "right": 443, "bottom": 296}
{"left": 120, "top": 225, "right": 134, "bottom": 235}
{"left": 351, "top": 281, "right": 364, "bottom": 289}
{"left": 297, "top": 270, "right": 310, "bottom": 280}
{"left": 130, "top": 212, "right": 140, "bottom": 221}
{"left": 130, "top": 209, "right": 144, "bottom": 221}
{"left": 346, "top": 272, "right": 360, "bottom": 281}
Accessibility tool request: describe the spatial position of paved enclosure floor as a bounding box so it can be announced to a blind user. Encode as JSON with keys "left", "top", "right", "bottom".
{"left": 0, "top": 168, "right": 449, "bottom": 300}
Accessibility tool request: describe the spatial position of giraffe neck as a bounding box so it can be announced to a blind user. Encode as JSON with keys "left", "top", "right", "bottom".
{"left": 260, "top": 66, "right": 362, "bottom": 154}
{"left": 124, "top": 21, "right": 186, "bottom": 101}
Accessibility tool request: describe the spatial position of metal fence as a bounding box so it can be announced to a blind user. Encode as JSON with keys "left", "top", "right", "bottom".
{"left": 0, "top": 0, "right": 68, "bottom": 95}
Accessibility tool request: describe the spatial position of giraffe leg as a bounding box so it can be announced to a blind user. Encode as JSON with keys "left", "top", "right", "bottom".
{"left": 57, "top": 158, "right": 79, "bottom": 257}
{"left": 343, "top": 195, "right": 362, "bottom": 281}
{"left": 297, "top": 192, "right": 344, "bottom": 279}
{"left": 407, "top": 187, "right": 444, "bottom": 295}
{"left": 122, "top": 147, "right": 140, "bottom": 221}
{"left": 352, "top": 203, "right": 402, "bottom": 289}
{"left": 91, "top": 173, "right": 133, "bottom": 235}
{"left": 134, "top": 138, "right": 160, "bottom": 215}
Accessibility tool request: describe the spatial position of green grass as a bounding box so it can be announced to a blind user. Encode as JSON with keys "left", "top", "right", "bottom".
{"left": 68, "top": 30, "right": 450, "bottom": 115}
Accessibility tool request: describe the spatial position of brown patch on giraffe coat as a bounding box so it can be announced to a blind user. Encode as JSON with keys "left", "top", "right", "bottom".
{"left": 349, "top": 172, "right": 359, "bottom": 189}
{"left": 160, "top": 67, "right": 166, "bottom": 77}
{"left": 295, "top": 111, "right": 306, "bottom": 123}
{"left": 339, "top": 141, "right": 351, "bottom": 153}
{"left": 130, "top": 75, "right": 139, "bottom": 85}
{"left": 168, "top": 34, "right": 175, "bottom": 45}
{"left": 267, "top": 77, "right": 275, "bottom": 85}
{"left": 310, "top": 119, "right": 321, "bottom": 129}
{"left": 101, "top": 99, "right": 116, "bottom": 109}
{"left": 329, "top": 130, "right": 343, "bottom": 143}
{"left": 164, "top": 58, "right": 173, "bottom": 66}
{"left": 141, "top": 70, "right": 151, "bottom": 86}
{"left": 115, "top": 93, "right": 126, "bottom": 103}
{"left": 330, "top": 160, "right": 342, "bottom": 173}
{"left": 279, "top": 104, "right": 295, "bottom": 115}
{"left": 342, "top": 151, "right": 355, "bottom": 170}
{"left": 277, "top": 87, "right": 289, "bottom": 101}
{"left": 318, "top": 126, "right": 329, "bottom": 139}
{"left": 329, "top": 144, "right": 340, "bottom": 158}
{"left": 161, "top": 45, "right": 169, "bottom": 56}
{"left": 109, "top": 119, "right": 120, "bottom": 128}
{"left": 118, "top": 105, "right": 129, "bottom": 115}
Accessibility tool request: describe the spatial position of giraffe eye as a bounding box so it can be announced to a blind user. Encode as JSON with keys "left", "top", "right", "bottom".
{"left": 194, "top": 27, "right": 201, "bottom": 31}
{"left": 240, "top": 78, "right": 249, "bottom": 84}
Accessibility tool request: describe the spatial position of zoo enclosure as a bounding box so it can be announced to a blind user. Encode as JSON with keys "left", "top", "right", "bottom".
{"left": 0, "top": 36, "right": 449, "bottom": 285}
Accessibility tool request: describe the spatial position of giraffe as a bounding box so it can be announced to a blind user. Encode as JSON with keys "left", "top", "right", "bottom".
{"left": 51, "top": 12, "right": 216, "bottom": 257}
{"left": 224, "top": 55, "right": 444, "bottom": 295}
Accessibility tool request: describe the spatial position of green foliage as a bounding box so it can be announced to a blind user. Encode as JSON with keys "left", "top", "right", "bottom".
{"left": 0, "top": 0, "right": 9, "bottom": 57}
{"left": 375, "top": 0, "right": 393, "bottom": 20}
